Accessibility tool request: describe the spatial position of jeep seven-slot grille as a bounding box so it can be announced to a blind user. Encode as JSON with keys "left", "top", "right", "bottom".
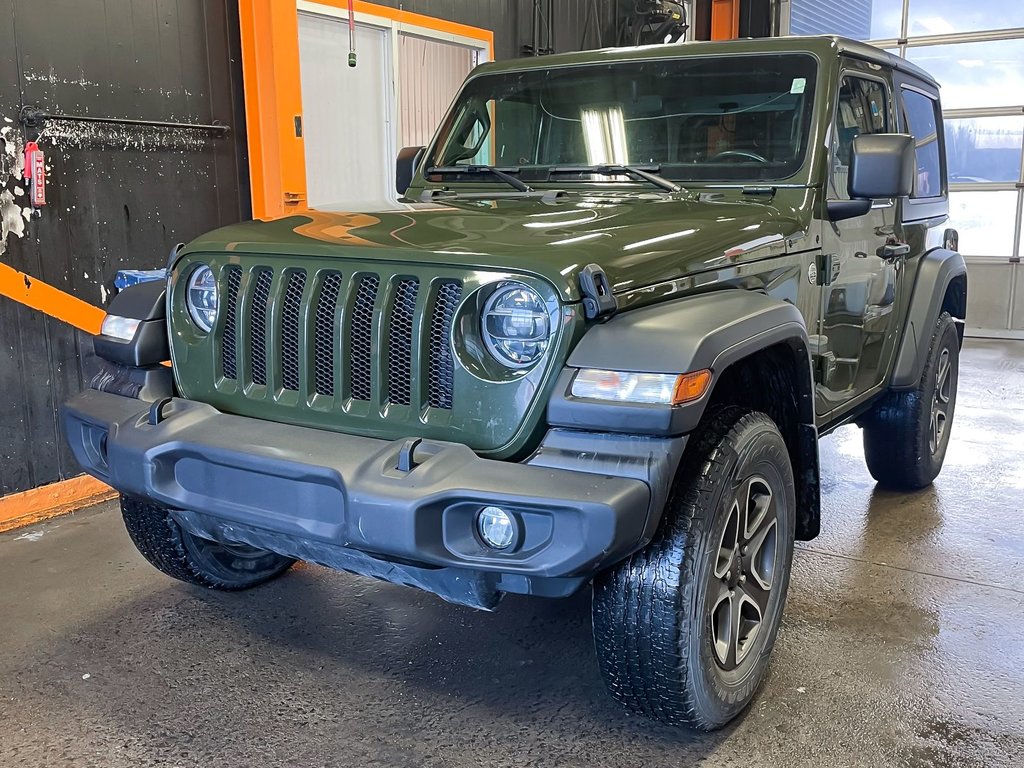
{"left": 219, "top": 267, "right": 460, "bottom": 411}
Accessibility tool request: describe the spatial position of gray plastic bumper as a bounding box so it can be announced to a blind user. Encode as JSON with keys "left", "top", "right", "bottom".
{"left": 62, "top": 390, "right": 663, "bottom": 608}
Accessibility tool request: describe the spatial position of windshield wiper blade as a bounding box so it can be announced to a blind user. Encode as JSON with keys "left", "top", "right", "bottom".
{"left": 550, "top": 164, "right": 681, "bottom": 193}
{"left": 426, "top": 165, "right": 534, "bottom": 193}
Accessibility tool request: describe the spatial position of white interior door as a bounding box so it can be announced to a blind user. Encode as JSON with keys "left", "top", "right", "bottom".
{"left": 298, "top": 12, "right": 391, "bottom": 209}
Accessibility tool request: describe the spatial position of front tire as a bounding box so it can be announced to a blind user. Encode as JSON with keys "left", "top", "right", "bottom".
{"left": 863, "top": 311, "right": 959, "bottom": 490}
{"left": 120, "top": 495, "right": 295, "bottom": 590}
{"left": 592, "top": 407, "right": 796, "bottom": 730}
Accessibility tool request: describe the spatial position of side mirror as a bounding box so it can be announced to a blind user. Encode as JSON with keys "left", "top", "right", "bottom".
{"left": 828, "top": 134, "right": 915, "bottom": 222}
{"left": 396, "top": 146, "right": 425, "bottom": 196}
{"left": 848, "top": 133, "right": 915, "bottom": 199}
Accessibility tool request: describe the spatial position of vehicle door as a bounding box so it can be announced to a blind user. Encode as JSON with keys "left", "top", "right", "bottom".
{"left": 817, "top": 65, "right": 905, "bottom": 417}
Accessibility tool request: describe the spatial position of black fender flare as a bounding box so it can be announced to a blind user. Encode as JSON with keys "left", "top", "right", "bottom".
{"left": 93, "top": 279, "right": 169, "bottom": 367}
{"left": 546, "top": 289, "right": 821, "bottom": 541}
{"left": 548, "top": 290, "right": 815, "bottom": 434}
{"left": 890, "top": 247, "right": 967, "bottom": 389}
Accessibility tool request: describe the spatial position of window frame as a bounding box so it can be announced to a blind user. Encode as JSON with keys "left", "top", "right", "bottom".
{"left": 895, "top": 77, "right": 950, "bottom": 222}
{"left": 827, "top": 70, "right": 896, "bottom": 203}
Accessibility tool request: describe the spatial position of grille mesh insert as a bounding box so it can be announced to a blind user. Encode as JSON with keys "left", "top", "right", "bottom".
{"left": 221, "top": 266, "right": 242, "bottom": 380}
{"left": 349, "top": 275, "right": 379, "bottom": 401}
{"left": 428, "top": 281, "right": 462, "bottom": 410}
{"left": 281, "top": 271, "right": 306, "bottom": 391}
{"left": 313, "top": 271, "right": 343, "bottom": 397}
{"left": 386, "top": 278, "right": 419, "bottom": 406}
{"left": 249, "top": 268, "right": 273, "bottom": 386}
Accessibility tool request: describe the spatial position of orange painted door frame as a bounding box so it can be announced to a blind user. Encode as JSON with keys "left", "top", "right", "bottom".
{"left": 237, "top": 0, "right": 494, "bottom": 221}
{"left": 238, "top": 0, "right": 308, "bottom": 220}
{"left": 711, "top": 0, "right": 741, "bottom": 40}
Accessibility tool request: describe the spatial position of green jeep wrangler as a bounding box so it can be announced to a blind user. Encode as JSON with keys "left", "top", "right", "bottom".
{"left": 64, "top": 36, "right": 966, "bottom": 729}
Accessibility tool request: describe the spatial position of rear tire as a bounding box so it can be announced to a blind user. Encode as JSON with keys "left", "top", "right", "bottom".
{"left": 120, "top": 495, "right": 295, "bottom": 590}
{"left": 592, "top": 407, "right": 796, "bottom": 730}
{"left": 863, "top": 312, "right": 959, "bottom": 490}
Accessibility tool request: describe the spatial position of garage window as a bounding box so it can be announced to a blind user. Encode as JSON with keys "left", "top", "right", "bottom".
{"left": 902, "top": 89, "right": 944, "bottom": 199}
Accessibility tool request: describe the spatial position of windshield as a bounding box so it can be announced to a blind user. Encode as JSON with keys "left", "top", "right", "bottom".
{"left": 426, "top": 53, "right": 819, "bottom": 184}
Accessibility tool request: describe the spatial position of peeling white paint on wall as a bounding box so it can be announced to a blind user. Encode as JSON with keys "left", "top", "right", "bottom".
{"left": 40, "top": 118, "right": 212, "bottom": 153}
{"left": 24, "top": 70, "right": 100, "bottom": 88}
{"left": 0, "top": 123, "right": 33, "bottom": 260}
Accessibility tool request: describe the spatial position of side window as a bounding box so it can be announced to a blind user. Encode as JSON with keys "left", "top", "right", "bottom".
{"left": 830, "top": 76, "right": 889, "bottom": 200}
{"left": 902, "top": 89, "right": 943, "bottom": 199}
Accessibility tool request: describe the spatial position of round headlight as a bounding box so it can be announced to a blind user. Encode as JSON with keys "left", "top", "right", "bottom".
{"left": 481, "top": 283, "right": 550, "bottom": 368}
{"left": 185, "top": 265, "right": 219, "bottom": 333}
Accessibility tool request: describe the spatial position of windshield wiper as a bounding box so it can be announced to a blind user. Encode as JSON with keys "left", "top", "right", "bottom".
{"left": 549, "top": 165, "right": 681, "bottom": 193}
{"left": 426, "top": 165, "right": 534, "bottom": 193}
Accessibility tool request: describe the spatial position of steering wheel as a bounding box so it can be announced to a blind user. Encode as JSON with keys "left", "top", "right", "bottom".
{"left": 709, "top": 149, "right": 769, "bottom": 164}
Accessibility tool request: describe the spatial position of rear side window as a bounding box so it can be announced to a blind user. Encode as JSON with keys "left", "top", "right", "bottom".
{"left": 902, "top": 89, "right": 944, "bottom": 198}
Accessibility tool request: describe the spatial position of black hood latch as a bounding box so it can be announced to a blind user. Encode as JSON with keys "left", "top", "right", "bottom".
{"left": 579, "top": 264, "right": 618, "bottom": 321}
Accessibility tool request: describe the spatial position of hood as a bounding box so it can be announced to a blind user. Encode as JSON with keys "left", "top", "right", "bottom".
{"left": 185, "top": 190, "right": 813, "bottom": 303}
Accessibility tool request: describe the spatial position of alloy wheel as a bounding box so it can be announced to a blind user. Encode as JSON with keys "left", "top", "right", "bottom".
{"left": 708, "top": 475, "right": 780, "bottom": 671}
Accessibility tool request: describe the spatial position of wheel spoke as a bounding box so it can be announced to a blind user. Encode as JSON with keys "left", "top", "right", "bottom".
{"left": 738, "top": 578, "right": 770, "bottom": 615}
{"left": 711, "top": 590, "right": 734, "bottom": 667}
{"left": 744, "top": 519, "right": 777, "bottom": 591}
{"left": 715, "top": 500, "right": 740, "bottom": 579}
{"left": 733, "top": 590, "right": 763, "bottom": 666}
{"left": 743, "top": 478, "right": 773, "bottom": 540}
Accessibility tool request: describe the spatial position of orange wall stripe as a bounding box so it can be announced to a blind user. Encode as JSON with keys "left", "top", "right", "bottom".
{"left": 0, "top": 475, "right": 116, "bottom": 533}
{"left": 0, "top": 261, "right": 105, "bottom": 335}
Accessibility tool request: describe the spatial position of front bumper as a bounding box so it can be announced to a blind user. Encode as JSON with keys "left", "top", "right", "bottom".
{"left": 63, "top": 390, "right": 664, "bottom": 609}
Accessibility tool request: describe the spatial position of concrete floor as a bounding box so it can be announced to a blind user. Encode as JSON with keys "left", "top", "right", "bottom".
{"left": 1, "top": 339, "right": 1022, "bottom": 768}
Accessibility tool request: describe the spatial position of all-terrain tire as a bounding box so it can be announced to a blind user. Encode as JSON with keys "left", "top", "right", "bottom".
{"left": 121, "top": 495, "right": 295, "bottom": 590}
{"left": 863, "top": 311, "right": 959, "bottom": 490}
{"left": 592, "top": 407, "right": 796, "bottom": 730}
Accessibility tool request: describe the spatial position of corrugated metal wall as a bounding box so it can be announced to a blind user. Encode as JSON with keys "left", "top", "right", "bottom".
{"left": 788, "top": 0, "right": 872, "bottom": 40}
{"left": 0, "top": 0, "right": 247, "bottom": 496}
{"left": 398, "top": 35, "right": 477, "bottom": 147}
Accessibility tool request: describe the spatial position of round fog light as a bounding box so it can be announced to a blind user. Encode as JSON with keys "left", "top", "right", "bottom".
{"left": 477, "top": 506, "right": 516, "bottom": 550}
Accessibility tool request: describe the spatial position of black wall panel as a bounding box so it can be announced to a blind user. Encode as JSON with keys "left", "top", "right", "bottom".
{"left": 364, "top": 0, "right": 621, "bottom": 60}
{"left": 0, "top": 0, "right": 247, "bottom": 496}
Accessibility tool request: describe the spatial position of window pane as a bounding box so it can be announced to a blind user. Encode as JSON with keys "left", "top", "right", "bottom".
{"left": 831, "top": 78, "right": 890, "bottom": 199}
{"left": 945, "top": 116, "right": 1024, "bottom": 183}
{"left": 949, "top": 191, "right": 1019, "bottom": 257}
{"left": 429, "top": 54, "right": 820, "bottom": 183}
{"left": 907, "top": 0, "right": 1024, "bottom": 37}
{"left": 906, "top": 39, "right": 1024, "bottom": 110}
{"left": 902, "top": 90, "right": 942, "bottom": 197}
{"left": 789, "top": 0, "right": 902, "bottom": 41}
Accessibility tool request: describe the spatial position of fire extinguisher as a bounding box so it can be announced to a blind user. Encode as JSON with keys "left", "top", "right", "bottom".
{"left": 23, "top": 140, "right": 46, "bottom": 208}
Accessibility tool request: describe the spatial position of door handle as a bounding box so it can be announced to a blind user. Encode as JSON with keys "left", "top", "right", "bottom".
{"left": 877, "top": 242, "right": 910, "bottom": 261}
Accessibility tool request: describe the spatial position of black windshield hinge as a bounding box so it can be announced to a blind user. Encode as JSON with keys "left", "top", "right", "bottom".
{"left": 579, "top": 264, "right": 618, "bottom": 321}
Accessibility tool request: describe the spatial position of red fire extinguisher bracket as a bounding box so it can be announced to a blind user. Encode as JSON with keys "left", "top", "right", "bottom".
{"left": 23, "top": 141, "right": 46, "bottom": 207}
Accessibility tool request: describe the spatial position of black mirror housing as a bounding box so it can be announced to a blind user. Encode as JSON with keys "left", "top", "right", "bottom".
{"left": 396, "top": 146, "right": 425, "bottom": 196}
{"left": 848, "top": 133, "right": 915, "bottom": 200}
